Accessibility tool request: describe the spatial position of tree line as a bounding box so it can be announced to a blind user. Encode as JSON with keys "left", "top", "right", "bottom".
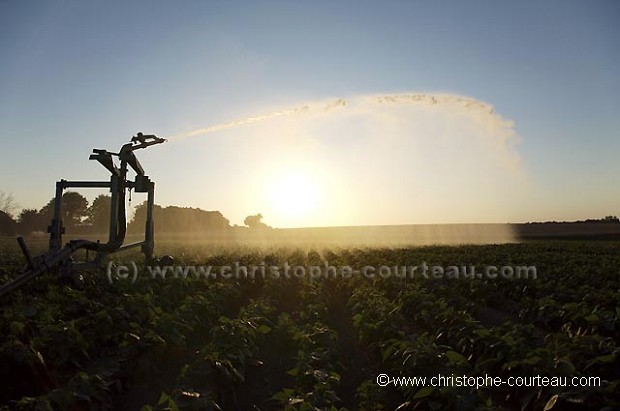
{"left": 0, "top": 191, "right": 99, "bottom": 236}
{"left": 0, "top": 191, "right": 269, "bottom": 236}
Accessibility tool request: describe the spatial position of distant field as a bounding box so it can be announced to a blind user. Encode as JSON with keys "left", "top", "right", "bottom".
{"left": 515, "top": 222, "right": 620, "bottom": 240}
{"left": 4, "top": 222, "right": 619, "bottom": 252}
{"left": 0, "top": 235, "right": 618, "bottom": 410}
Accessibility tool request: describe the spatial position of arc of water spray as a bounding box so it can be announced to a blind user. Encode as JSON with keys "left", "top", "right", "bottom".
{"left": 167, "top": 93, "right": 512, "bottom": 140}
{"left": 169, "top": 105, "right": 308, "bottom": 140}
{"left": 168, "top": 98, "right": 347, "bottom": 140}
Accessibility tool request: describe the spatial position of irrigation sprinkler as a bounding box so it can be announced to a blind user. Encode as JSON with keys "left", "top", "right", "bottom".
{"left": 0, "top": 133, "right": 166, "bottom": 296}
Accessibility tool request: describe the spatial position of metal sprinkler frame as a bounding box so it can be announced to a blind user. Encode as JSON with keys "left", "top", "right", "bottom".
{"left": 0, "top": 133, "right": 166, "bottom": 296}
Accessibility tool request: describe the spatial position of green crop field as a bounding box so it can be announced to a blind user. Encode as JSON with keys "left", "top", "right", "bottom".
{"left": 0, "top": 239, "right": 618, "bottom": 411}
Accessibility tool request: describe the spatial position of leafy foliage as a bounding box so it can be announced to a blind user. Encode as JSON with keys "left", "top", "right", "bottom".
{"left": 0, "top": 240, "right": 618, "bottom": 410}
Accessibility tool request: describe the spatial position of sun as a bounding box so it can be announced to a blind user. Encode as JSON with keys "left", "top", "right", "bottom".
{"left": 267, "top": 170, "right": 322, "bottom": 223}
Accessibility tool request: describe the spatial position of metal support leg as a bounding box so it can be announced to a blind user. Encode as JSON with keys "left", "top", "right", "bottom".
{"left": 143, "top": 182, "right": 155, "bottom": 263}
{"left": 108, "top": 175, "right": 119, "bottom": 244}
{"left": 48, "top": 180, "right": 65, "bottom": 251}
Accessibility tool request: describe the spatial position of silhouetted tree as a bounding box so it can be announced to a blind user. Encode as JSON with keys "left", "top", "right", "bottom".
{"left": 0, "top": 191, "right": 18, "bottom": 218}
{"left": 17, "top": 208, "right": 46, "bottom": 234}
{"left": 86, "top": 194, "right": 111, "bottom": 233}
{"left": 38, "top": 200, "right": 54, "bottom": 229}
{"left": 39, "top": 192, "right": 89, "bottom": 230}
{"left": 63, "top": 192, "right": 88, "bottom": 228}
{"left": 0, "top": 211, "right": 17, "bottom": 235}
{"left": 244, "top": 213, "right": 270, "bottom": 229}
{"left": 128, "top": 201, "right": 163, "bottom": 234}
{"left": 128, "top": 202, "right": 230, "bottom": 234}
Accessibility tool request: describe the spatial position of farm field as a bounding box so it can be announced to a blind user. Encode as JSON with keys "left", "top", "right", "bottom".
{"left": 0, "top": 238, "right": 618, "bottom": 411}
{"left": 3, "top": 1, "right": 619, "bottom": 411}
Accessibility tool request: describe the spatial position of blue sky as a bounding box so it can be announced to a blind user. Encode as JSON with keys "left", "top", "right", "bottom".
{"left": 1, "top": 1, "right": 618, "bottom": 227}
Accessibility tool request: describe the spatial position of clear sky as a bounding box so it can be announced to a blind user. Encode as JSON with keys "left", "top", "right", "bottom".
{"left": 1, "top": 1, "right": 618, "bottom": 227}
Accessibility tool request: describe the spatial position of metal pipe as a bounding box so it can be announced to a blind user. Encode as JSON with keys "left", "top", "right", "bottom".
{"left": 143, "top": 181, "right": 155, "bottom": 261}
{"left": 17, "top": 237, "right": 34, "bottom": 270}
{"left": 0, "top": 239, "right": 95, "bottom": 297}
{"left": 60, "top": 181, "right": 112, "bottom": 188}
{"left": 48, "top": 180, "right": 65, "bottom": 251}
